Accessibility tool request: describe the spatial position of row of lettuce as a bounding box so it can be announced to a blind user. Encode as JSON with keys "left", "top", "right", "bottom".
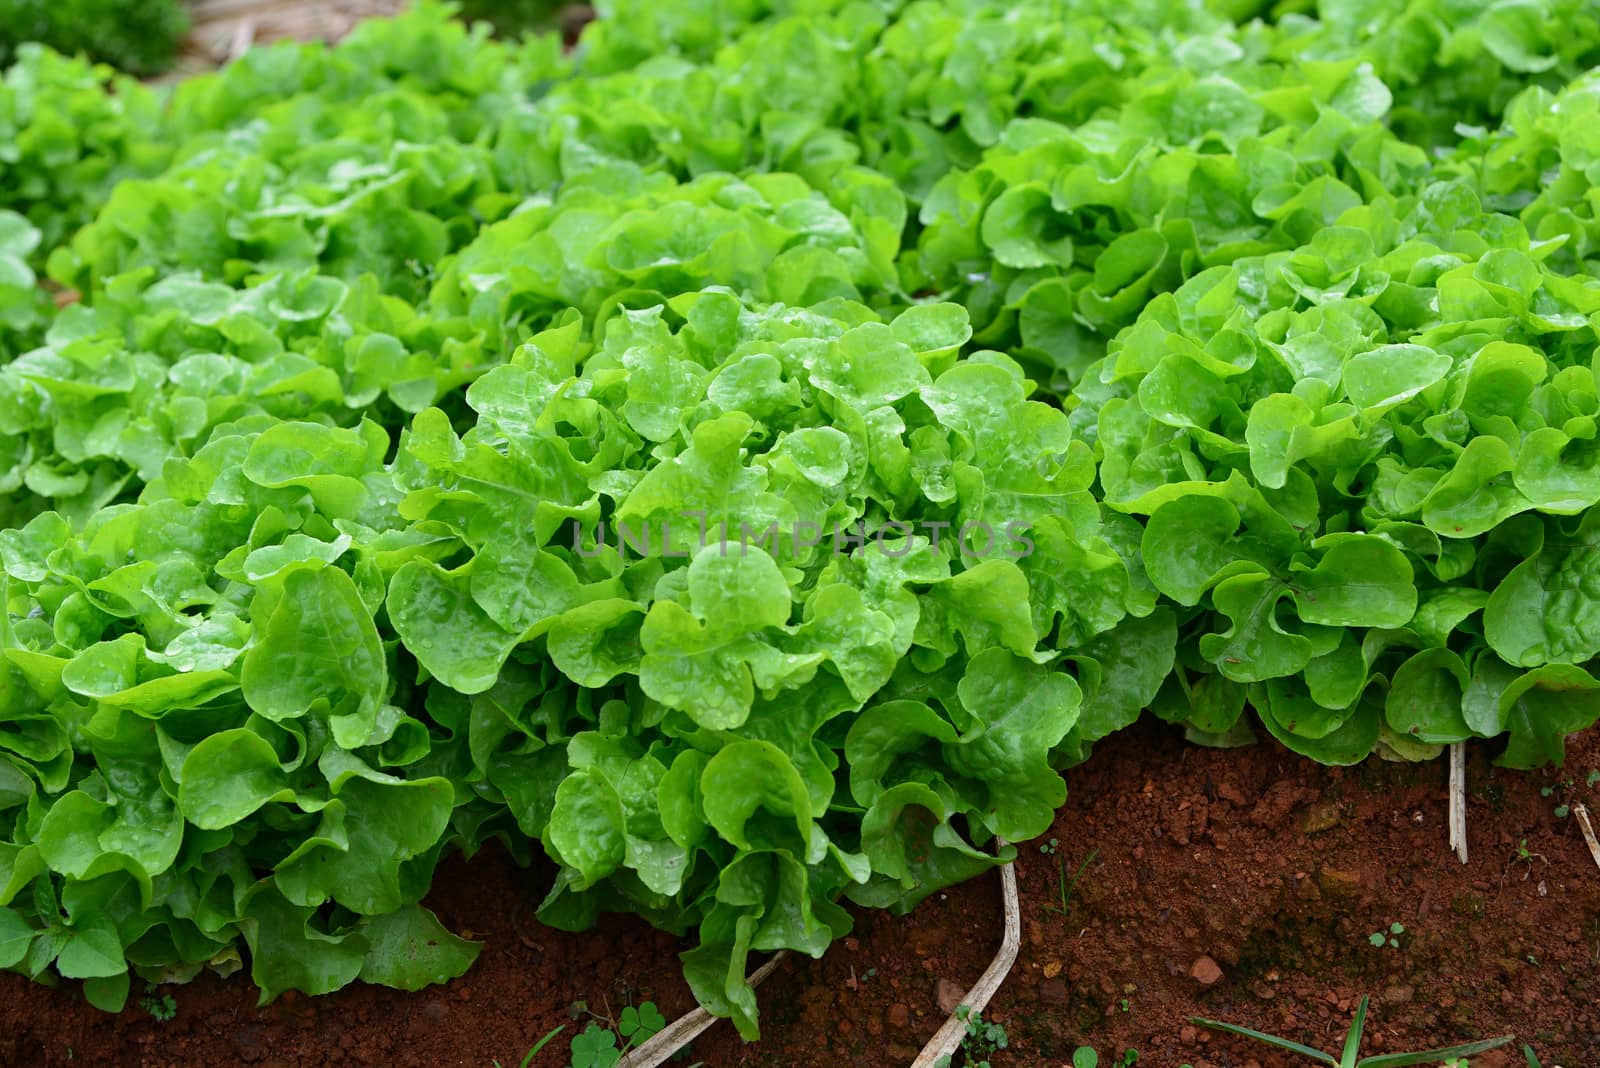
{"left": 2, "top": 0, "right": 1600, "bottom": 1039}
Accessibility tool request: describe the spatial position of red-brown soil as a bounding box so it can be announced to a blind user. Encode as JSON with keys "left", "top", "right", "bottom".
{"left": 4, "top": 718, "right": 1597, "bottom": 1068}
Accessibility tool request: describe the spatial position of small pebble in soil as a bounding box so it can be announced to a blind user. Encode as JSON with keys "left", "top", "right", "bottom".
{"left": 1189, "top": 956, "right": 1224, "bottom": 986}
{"left": 1318, "top": 865, "right": 1362, "bottom": 898}
{"left": 1303, "top": 801, "right": 1341, "bottom": 833}
{"left": 935, "top": 978, "right": 967, "bottom": 1015}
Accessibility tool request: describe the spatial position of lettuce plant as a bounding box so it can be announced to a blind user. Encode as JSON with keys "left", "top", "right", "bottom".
{"left": 0, "top": 291, "right": 1094, "bottom": 1033}
{"left": 1076, "top": 158, "right": 1600, "bottom": 765}
{"left": 1267, "top": 0, "right": 1600, "bottom": 148}
{"left": 0, "top": 46, "right": 170, "bottom": 282}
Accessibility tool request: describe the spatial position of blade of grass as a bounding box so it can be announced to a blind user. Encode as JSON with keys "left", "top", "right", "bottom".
{"left": 1340, "top": 997, "right": 1369, "bottom": 1068}
{"left": 519, "top": 1025, "right": 566, "bottom": 1068}
{"left": 1045, "top": 848, "right": 1098, "bottom": 917}
{"left": 1189, "top": 1017, "right": 1337, "bottom": 1065}
{"left": 1359, "top": 1035, "right": 1515, "bottom": 1066}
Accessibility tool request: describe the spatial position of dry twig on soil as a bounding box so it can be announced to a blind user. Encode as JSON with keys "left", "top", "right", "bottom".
{"left": 1449, "top": 741, "right": 1468, "bottom": 864}
{"left": 910, "top": 845, "right": 1021, "bottom": 1068}
{"left": 616, "top": 953, "right": 787, "bottom": 1068}
{"left": 1574, "top": 804, "right": 1600, "bottom": 876}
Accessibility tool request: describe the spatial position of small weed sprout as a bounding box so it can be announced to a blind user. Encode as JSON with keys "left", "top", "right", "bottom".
{"left": 552, "top": 1000, "right": 668, "bottom": 1068}
{"left": 1543, "top": 780, "right": 1575, "bottom": 819}
{"left": 933, "top": 1005, "right": 1009, "bottom": 1068}
{"left": 139, "top": 987, "right": 176, "bottom": 1022}
{"left": 1367, "top": 922, "right": 1405, "bottom": 949}
{"left": 1046, "top": 848, "right": 1098, "bottom": 918}
{"left": 1513, "top": 838, "right": 1549, "bottom": 877}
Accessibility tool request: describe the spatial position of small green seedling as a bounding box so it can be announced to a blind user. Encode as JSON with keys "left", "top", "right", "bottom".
{"left": 570, "top": 1026, "right": 620, "bottom": 1068}
{"left": 1072, "top": 1049, "right": 1098, "bottom": 1068}
{"left": 563, "top": 1002, "right": 667, "bottom": 1068}
{"left": 619, "top": 1004, "right": 667, "bottom": 1044}
{"left": 1512, "top": 838, "right": 1551, "bottom": 882}
{"left": 1543, "top": 781, "right": 1574, "bottom": 819}
{"left": 139, "top": 987, "right": 177, "bottom": 1022}
{"left": 933, "top": 1005, "right": 1009, "bottom": 1068}
{"left": 1040, "top": 837, "right": 1060, "bottom": 855}
{"left": 1046, "top": 848, "right": 1098, "bottom": 918}
{"left": 1367, "top": 922, "right": 1405, "bottom": 948}
{"left": 1192, "top": 995, "right": 1513, "bottom": 1066}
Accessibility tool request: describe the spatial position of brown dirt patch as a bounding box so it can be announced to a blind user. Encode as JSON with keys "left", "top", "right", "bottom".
{"left": 3, "top": 719, "right": 1597, "bottom": 1067}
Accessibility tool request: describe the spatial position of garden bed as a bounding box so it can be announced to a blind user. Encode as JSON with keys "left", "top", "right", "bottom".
{"left": 6, "top": 3, "right": 1600, "bottom": 1066}
{"left": 4, "top": 716, "right": 1595, "bottom": 1067}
